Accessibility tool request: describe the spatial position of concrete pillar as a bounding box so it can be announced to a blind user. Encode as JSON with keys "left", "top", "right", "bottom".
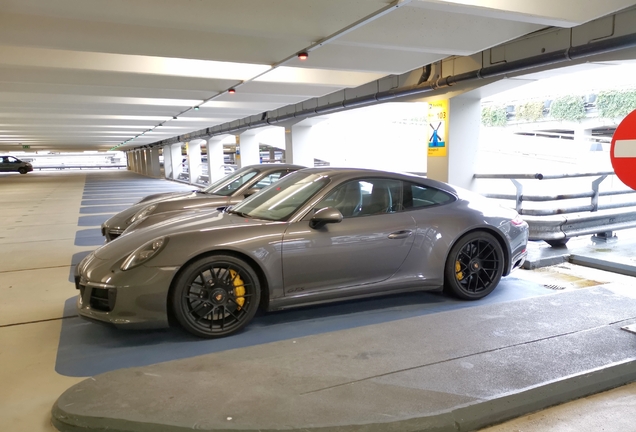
{"left": 187, "top": 140, "right": 203, "bottom": 184}
{"left": 237, "top": 131, "right": 260, "bottom": 168}
{"left": 147, "top": 147, "right": 161, "bottom": 178}
{"left": 163, "top": 145, "right": 173, "bottom": 179}
{"left": 207, "top": 136, "right": 230, "bottom": 184}
{"left": 126, "top": 152, "right": 132, "bottom": 171}
{"left": 170, "top": 143, "right": 183, "bottom": 180}
{"left": 285, "top": 123, "right": 314, "bottom": 167}
{"left": 141, "top": 149, "right": 150, "bottom": 176}
{"left": 575, "top": 126, "right": 599, "bottom": 151}
{"left": 134, "top": 150, "right": 141, "bottom": 174}
{"left": 427, "top": 96, "right": 480, "bottom": 190}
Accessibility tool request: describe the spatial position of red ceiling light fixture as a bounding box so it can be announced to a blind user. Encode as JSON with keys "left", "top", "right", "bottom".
{"left": 297, "top": 51, "right": 309, "bottom": 61}
{"left": 228, "top": 88, "right": 236, "bottom": 94}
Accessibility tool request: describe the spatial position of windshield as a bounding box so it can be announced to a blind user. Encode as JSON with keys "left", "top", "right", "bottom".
{"left": 231, "top": 171, "right": 330, "bottom": 221}
{"left": 202, "top": 166, "right": 258, "bottom": 196}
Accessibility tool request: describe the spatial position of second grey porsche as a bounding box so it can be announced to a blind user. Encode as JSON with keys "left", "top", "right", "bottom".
{"left": 101, "top": 164, "right": 303, "bottom": 241}
{"left": 77, "top": 168, "right": 528, "bottom": 338}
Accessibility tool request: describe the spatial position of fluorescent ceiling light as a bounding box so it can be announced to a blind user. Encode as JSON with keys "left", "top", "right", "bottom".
{"left": 0, "top": 45, "right": 271, "bottom": 80}
{"left": 254, "top": 67, "right": 386, "bottom": 87}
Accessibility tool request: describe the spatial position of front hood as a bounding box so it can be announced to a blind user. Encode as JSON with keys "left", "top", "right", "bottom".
{"left": 151, "top": 194, "right": 229, "bottom": 214}
{"left": 103, "top": 191, "right": 199, "bottom": 229}
{"left": 94, "top": 211, "right": 272, "bottom": 261}
{"left": 138, "top": 191, "right": 195, "bottom": 204}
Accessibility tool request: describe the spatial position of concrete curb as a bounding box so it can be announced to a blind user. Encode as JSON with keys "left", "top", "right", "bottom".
{"left": 51, "top": 359, "right": 636, "bottom": 432}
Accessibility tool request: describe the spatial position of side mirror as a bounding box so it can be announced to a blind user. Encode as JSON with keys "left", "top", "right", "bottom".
{"left": 244, "top": 187, "right": 260, "bottom": 198}
{"left": 309, "top": 207, "right": 343, "bottom": 229}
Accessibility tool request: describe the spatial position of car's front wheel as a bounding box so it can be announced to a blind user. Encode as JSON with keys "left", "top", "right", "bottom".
{"left": 18, "top": 167, "right": 27, "bottom": 174}
{"left": 171, "top": 254, "right": 261, "bottom": 338}
{"left": 444, "top": 231, "right": 504, "bottom": 300}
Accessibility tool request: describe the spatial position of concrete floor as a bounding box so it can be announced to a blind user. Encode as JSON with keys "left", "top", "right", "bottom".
{"left": 1, "top": 170, "right": 635, "bottom": 432}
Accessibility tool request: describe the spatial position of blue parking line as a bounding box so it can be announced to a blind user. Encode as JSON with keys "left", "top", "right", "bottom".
{"left": 55, "top": 278, "right": 552, "bottom": 377}
{"left": 74, "top": 228, "right": 104, "bottom": 246}
{"left": 81, "top": 199, "right": 138, "bottom": 206}
{"left": 78, "top": 215, "right": 115, "bottom": 227}
{"left": 79, "top": 205, "right": 131, "bottom": 214}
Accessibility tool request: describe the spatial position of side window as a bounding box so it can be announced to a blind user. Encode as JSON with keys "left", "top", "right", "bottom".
{"left": 254, "top": 171, "right": 284, "bottom": 189}
{"left": 315, "top": 178, "right": 403, "bottom": 218}
{"left": 403, "top": 182, "right": 454, "bottom": 210}
{"left": 8, "top": 156, "right": 18, "bottom": 163}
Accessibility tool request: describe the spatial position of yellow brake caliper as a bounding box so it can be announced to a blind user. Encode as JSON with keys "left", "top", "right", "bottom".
{"left": 455, "top": 261, "right": 464, "bottom": 281}
{"left": 229, "top": 269, "right": 245, "bottom": 309}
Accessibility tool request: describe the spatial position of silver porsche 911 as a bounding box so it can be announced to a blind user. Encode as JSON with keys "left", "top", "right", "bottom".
{"left": 101, "top": 164, "right": 303, "bottom": 241}
{"left": 76, "top": 168, "right": 528, "bottom": 338}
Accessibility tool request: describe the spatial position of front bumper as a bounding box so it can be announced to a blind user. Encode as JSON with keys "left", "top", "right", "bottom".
{"left": 75, "top": 253, "right": 179, "bottom": 329}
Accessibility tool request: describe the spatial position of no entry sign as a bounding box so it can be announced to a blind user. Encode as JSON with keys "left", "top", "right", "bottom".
{"left": 611, "top": 109, "right": 636, "bottom": 190}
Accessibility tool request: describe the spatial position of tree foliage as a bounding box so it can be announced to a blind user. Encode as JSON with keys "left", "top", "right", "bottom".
{"left": 481, "top": 105, "right": 507, "bottom": 127}
{"left": 550, "top": 95, "right": 586, "bottom": 122}
{"left": 515, "top": 101, "right": 545, "bottom": 122}
{"left": 596, "top": 89, "right": 636, "bottom": 119}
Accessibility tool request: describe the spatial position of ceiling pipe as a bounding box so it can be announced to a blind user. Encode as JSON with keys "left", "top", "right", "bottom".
{"left": 147, "top": 31, "right": 636, "bottom": 148}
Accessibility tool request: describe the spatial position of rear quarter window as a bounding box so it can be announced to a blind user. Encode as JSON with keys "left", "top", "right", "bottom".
{"left": 404, "top": 182, "right": 455, "bottom": 210}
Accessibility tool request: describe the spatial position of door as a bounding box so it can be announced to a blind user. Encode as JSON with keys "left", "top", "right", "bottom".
{"left": 282, "top": 178, "right": 416, "bottom": 294}
{"left": 0, "top": 156, "right": 10, "bottom": 172}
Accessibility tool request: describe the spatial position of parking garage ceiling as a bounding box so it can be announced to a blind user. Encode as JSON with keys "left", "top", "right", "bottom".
{"left": 0, "top": 0, "right": 634, "bottom": 152}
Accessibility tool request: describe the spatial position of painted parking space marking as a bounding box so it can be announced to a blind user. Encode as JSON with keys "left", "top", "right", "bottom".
{"left": 55, "top": 278, "right": 553, "bottom": 377}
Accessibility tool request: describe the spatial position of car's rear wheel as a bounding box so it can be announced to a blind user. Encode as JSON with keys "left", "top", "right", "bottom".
{"left": 444, "top": 231, "right": 504, "bottom": 300}
{"left": 18, "top": 167, "right": 27, "bottom": 174}
{"left": 171, "top": 255, "right": 261, "bottom": 338}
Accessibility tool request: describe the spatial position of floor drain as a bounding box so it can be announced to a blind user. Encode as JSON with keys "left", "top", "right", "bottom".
{"left": 544, "top": 284, "right": 566, "bottom": 290}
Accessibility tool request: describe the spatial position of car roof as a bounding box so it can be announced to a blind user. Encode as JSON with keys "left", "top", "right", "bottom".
{"left": 250, "top": 163, "right": 305, "bottom": 171}
{"left": 295, "top": 167, "right": 459, "bottom": 195}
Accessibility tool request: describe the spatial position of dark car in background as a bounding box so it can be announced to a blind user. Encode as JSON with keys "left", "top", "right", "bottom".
{"left": 0, "top": 156, "right": 33, "bottom": 174}
{"left": 78, "top": 167, "right": 529, "bottom": 338}
{"left": 101, "top": 164, "right": 303, "bottom": 241}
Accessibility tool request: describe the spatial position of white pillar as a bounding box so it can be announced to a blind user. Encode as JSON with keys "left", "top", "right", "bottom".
{"left": 285, "top": 124, "right": 314, "bottom": 167}
{"left": 207, "top": 136, "right": 230, "bottom": 184}
{"left": 187, "top": 140, "right": 203, "bottom": 184}
{"left": 147, "top": 147, "right": 161, "bottom": 178}
{"left": 237, "top": 131, "right": 260, "bottom": 168}
{"left": 427, "top": 96, "right": 480, "bottom": 190}
{"left": 127, "top": 151, "right": 134, "bottom": 171}
{"left": 142, "top": 149, "right": 150, "bottom": 176}
{"left": 126, "top": 152, "right": 132, "bottom": 171}
{"left": 134, "top": 150, "right": 142, "bottom": 174}
{"left": 163, "top": 145, "right": 173, "bottom": 179}
{"left": 169, "top": 143, "right": 183, "bottom": 180}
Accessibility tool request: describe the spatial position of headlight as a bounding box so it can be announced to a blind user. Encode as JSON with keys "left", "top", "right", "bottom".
{"left": 120, "top": 237, "right": 167, "bottom": 271}
{"left": 129, "top": 204, "right": 157, "bottom": 223}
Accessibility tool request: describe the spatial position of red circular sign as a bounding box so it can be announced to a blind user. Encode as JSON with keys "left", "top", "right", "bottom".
{"left": 611, "top": 109, "right": 636, "bottom": 190}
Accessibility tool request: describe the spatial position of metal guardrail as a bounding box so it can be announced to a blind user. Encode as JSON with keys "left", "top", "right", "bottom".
{"left": 34, "top": 164, "right": 127, "bottom": 170}
{"left": 474, "top": 171, "right": 636, "bottom": 245}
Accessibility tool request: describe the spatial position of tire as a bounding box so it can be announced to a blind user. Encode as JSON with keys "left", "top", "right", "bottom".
{"left": 545, "top": 238, "right": 569, "bottom": 248}
{"left": 18, "top": 167, "right": 27, "bottom": 174}
{"left": 171, "top": 254, "right": 261, "bottom": 338}
{"left": 444, "top": 231, "right": 504, "bottom": 300}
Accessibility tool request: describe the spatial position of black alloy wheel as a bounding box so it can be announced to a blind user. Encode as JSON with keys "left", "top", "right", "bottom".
{"left": 18, "top": 167, "right": 27, "bottom": 174}
{"left": 172, "top": 255, "right": 261, "bottom": 338}
{"left": 444, "top": 231, "right": 504, "bottom": 300}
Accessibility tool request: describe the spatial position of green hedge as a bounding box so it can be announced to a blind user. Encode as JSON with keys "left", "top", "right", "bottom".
{"left": 481, "top": 105, "right": 507, "bottom": 127}
{"left": 550, "top": 95, "right": 586, "bottom": 122}
{"left": 596, "top": 89, "right": 636, "bottom": 119}
{"left": 516, "top": 101, "right": 544, "bottom": 122}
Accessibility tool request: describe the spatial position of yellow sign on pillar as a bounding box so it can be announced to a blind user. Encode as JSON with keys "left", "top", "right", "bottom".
{"left": 427, "top": 100, "right": 448, "bottom": 157}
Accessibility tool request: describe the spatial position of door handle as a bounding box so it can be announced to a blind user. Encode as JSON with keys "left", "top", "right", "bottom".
{"left": 388, "top": 230, "right": 412, "bottom": 239}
